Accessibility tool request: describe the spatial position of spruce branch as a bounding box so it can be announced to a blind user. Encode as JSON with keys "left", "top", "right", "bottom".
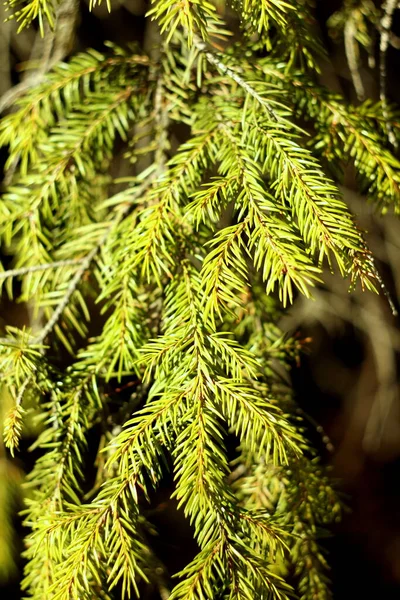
{"left": 128, "top": 128, "right": 218, "bottom": 283}
{"left": 194, "top": 36, "right": 279, "bottom": 122}
{"left": 22, "top": 371, "right": 108, "bottom": 596}
{"left": 146, "top": 0, "right": 223, "bottom": 47}
{"left": 0, "top": 48, "right": 149, "bottom": 174}
{"left": 43, "top": 473, "right": 152, "bottom": 599}
{"left": 168, "top": 538, "right": 223, "bottom": 600}
{"left": 193, "top": 49, "right": 377, "bottom": 292}
{"left": 37, "top": 180, "right": 155, "bottom": 346}
{"left": 51, "top": 375, "right": 96, "bottom": 504}
{"left": 3, "top": 85, "right": 138, "bottom": 230}
{"left": 243, "top": 119, "right": 368, "bottom": 271}
{"left": 235, "top": 0, "right": 324, "bottom": 69}
{"left": 259, "top": 61, "right": 400, "bottom": 210}
{"left": 3, "top": 404, "right": 25, "bottom": 456}
{"left": 1, "top": 5, "right": 399, "bottom": 599}
{"left": 202, "top": 122, "right": 320, "bottom": 308}
{"left": 2, "top": 181, "right": 154, "bottom": 447}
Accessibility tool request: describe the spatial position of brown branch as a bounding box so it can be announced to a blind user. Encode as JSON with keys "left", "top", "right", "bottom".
{"left": 380, "top": 0, "right": 399, "bottom": 148}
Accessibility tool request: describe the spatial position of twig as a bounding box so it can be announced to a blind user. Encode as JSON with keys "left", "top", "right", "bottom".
{"left": 344, "top": 18, "right": 365, "bottom": 101}
{"left": 154, "top": 75, "right": 170, "bottom": 170}
{"left": 369, "top": 258, "right": 398, "bottom": 317}
{"left": 31, "top": 245, "right": 101, "bottom": 347}
{"left": 0, "top": 258, "right": 84, "bottom": 280}
{"left": 387, "top": 30, "right": 400, "bottom": 49}
{"left": 193, "top": 36, "right": 279, "bottom": 122}
{"left": 0, "top": 77, "right": 43, "bottom": 115}
{"left": 295, "top": 407, "right": 335, "bottom": 453}
{"left": 380, "top": 0, "right": 399, "bottom": 148}
{"left": 15, "top": 377, "right": 30, "bottom": 407}
{"left": 48, "top": 0, "right": 79, "bottom": 66}
{"left": 361, "top": 298, "right": 399, "bottom": 453}
{"left": 0, "top": 4, "right": 12, "bottom": 100}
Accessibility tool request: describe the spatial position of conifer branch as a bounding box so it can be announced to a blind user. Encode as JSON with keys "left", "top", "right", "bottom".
{"left": 34, "top": 179, "right": 155, "bottom": 346}
{"left": 194, "top": 36, "right": 279, "bottom": 121}
{"left": 2, "top": 180, "right": 153, "bottom": 440}
{"left": 0, "top": 5, "right": 398, "bottom": 598}
{"left": 129, "top": 128, "right": 218, "bottom": 282}
{"left": 3, "top": 403, "right": 25, "bottom": 456}
{"left": 0, "top": 49, "right": 149, "bottom": 174}
{"left": 146, "top": 0, "right": 224, "bottom": 46}
{"left": 201, "top": 123, "right": 321, "bottom": 308}
{"left": 259, "top": 62, "right": 400, "bottom": 210}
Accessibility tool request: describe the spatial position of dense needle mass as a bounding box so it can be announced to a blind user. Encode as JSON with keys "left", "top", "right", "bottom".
{"left": 0, "top": 1, "right": 399, "bottom": 599}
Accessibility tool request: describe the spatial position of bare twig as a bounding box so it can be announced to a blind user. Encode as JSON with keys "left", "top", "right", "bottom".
{"left": 193, "top": 36, "right": 279, "bottom": 122}
{"left": 388, "top": 30, "right": 400, "bottom": 49}
{"left": 369, "top": 256, "right": 398, "bottom": 317}
{"left": 380, "top": 0, "right": 399, "bottom": 148}
{"left": 0, "top": 259, "right": 85, "bottom": 280}
{"left": 32, "top": 246, "right": 102, "bottom": 347}
{"left": 361, "top": 297, "right": 399, "bottom": 453}
{"left": 154, "top": 75, "right": 170, "bottom": 170}
{"left": 49, "top": 0, "right": 79, "bottom": 66}
{"left": 0, "top": 78, "right": 41, "bottom": 115}
{"left": 15, "top": 378, "right": 30, "bottom": 407}
{"left": 0, "top": 4, "right": 12, "bottom": 99}
{"left": 344, "top": 18, "right": 365, "bottom": 101}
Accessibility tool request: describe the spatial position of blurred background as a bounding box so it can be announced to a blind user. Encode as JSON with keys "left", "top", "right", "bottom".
{"left": 1, "top": 0, "right": 400, "bottom": 597}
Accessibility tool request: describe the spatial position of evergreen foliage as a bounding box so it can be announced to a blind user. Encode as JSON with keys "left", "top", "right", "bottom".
{"left": 0, "top": 1, "right": 399, "bottom": 598}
